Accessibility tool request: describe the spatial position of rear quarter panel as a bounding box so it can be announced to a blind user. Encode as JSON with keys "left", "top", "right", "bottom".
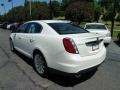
{"left": 32, "top": 35, "right": 65, "bottom": 67}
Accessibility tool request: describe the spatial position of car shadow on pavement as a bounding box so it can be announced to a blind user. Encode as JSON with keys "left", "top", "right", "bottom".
{"left": 114, "top": 40, "right": 120, "bottom": 47}
{"left": 47, "top": 70, "right": 97, "bottom": 87}
{"left": 14, "top": 50, "right": 97, "bottom": 87}
{"left": 14, "top": 50, "right": 34, "bottom": 67}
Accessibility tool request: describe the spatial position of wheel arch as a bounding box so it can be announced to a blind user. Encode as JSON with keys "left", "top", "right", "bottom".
{"left": 9, "top": 35, "right": 14, "bottom": 42}
{"left": 32, "top": 48, "right": 48, "bottom": 66}
{"left": 9, "top": 37, "right": 14, "bottom": 44}
{"left": 9, "top": 37, "right": 12, "bottom": 40}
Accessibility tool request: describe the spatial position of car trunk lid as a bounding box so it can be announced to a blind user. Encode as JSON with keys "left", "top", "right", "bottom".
{"left": 62, "top": 33, "right": 104, "bottom": 57}
{"left": 86, "top": 29, "right": 110, "bottom": 37}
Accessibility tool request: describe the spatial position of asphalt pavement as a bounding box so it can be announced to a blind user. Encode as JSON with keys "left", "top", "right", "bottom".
{"left": 0, "top": 29, "right": 120, "bottom": 90}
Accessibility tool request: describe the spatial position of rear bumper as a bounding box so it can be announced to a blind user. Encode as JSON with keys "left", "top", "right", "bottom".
{"left": 103, "top": 37, "right": 111, "bottom": 44}
{"left": 48, "top": 46, "right": 106, "bottom": 74}
{"left": 49, "top": 63, "right": 101, "bottom": 76}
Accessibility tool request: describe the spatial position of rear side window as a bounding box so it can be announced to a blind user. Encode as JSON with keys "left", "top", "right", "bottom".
{"left": 28, "top": 24, "right": 36, "bottom": 33}
{"left": 48, "top": 23, "right": 88, "bottom": 35}
{"left": 28, "top": 23, "right": 42, "bottom": 33}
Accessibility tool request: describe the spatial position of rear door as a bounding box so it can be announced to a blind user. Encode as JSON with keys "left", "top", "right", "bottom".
{"left": 23, "top": 22, "right": 43, "bottom": 56}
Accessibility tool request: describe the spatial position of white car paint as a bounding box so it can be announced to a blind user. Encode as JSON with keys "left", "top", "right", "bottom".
{"left": 7, "top": 24, "right": 12, "bottom": 29}
{"left": 7, "top": 23, "right": 18, "bottom": 30}
{"left": 84, "top": 23, "right": 111, "bottom": 44}
{"left": 10, "top": 20, "right": 106, "bottom": 74}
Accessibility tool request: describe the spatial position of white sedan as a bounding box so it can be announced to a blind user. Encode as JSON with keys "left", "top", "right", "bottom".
{"left": 9, "top": 20, "right": 106, "bottom": 77}
{"left": 84, "top": 23, "right": 111, "bottom": 46}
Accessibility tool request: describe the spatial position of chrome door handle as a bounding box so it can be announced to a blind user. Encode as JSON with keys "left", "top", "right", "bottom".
{"left": 18, "top": 37, "right": 21, "bottom": 39}
{"left": 30, "top": 39, "right": 34, "bottom": 43}
{"left": 14, "top": 34, "right": 16, "bottom": 38}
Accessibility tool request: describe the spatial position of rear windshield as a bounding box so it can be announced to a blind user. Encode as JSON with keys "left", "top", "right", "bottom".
{"left": 86, "top": 24, "right": 106, "bottom": 30}
{"left": 48, "top": 23, "right": 88, "bottom": 35}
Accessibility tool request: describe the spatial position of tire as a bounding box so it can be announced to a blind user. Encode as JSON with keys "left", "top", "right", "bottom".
{"left": 9, "top": 39, "right": 15, "bottom": 52}
{"left": 104, "top": 43, "right": 109, "bottom": 47}
{"left": 33, "top": 51, "right": 48, "bottom": 77}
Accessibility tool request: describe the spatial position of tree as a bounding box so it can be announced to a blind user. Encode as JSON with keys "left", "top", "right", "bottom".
{"left": 61, "top": 0, "right": 80, "bottom": 9}
{"left": 6, "top": 6, "right": 26, "bottom": 22}
{"left": 102, "top": 5, "right": 113, "bottom": 21}
{"left": 94, "top": 5, "right": 102, "bottom": 22}
{"left": 98, "top": 0, "right": 112, "bottom": 8}
{"left": 24, "top": 0, "right": 29, "bottom": 6}
{"left": 4, "top": 2, "right": 51, "bottom": 22}
{"left": 50, "top": 0, "right": 61, "bottom": 17}
{"left": 65, "top": 0, "right": 94, "bottom": 23}
{"left": 31, "top": 2, "right": 51, "bottom": 20}
{"left": 0, "top": 15, "right": 4, "bottom": 22}
{"left": 98, "top": 0, "right": 120, "bottom": 16}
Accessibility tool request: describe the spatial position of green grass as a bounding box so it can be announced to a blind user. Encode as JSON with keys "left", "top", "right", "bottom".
{"left": 113, "top": 31, "right": 120, "bottom": 40}
{"left": 53, "top": 16, "right": 65, "bottom": 20}
{"left": 103, "top": 23, "right": 120, "bottom": 40}
{"left": 106, "top": 24, "right": 120, "bottom": 31}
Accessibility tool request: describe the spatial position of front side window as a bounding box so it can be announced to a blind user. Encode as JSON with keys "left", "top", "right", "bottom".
{"left": 16, "top": 23, "right": 28, "bottom": 33}
{"left": 15, "top": 23, "right": 42, "bottom": 33}
{"left": 48, "top": 23, "right": 88, "bottom": 35}
{"left": 86, "top": 24, "right": 107, "bottom": 30}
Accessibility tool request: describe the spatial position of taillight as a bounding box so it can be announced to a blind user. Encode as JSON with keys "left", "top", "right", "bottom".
{"left": 63, "top": 38, "right": 79, "bottom": 54}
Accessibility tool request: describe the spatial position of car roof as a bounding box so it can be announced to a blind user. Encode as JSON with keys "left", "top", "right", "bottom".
{"left": 85, "top": 23, "right": 105, "bottom": 25}
{"left": 28, "top": 20, "right": 71, "bottom": 24}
